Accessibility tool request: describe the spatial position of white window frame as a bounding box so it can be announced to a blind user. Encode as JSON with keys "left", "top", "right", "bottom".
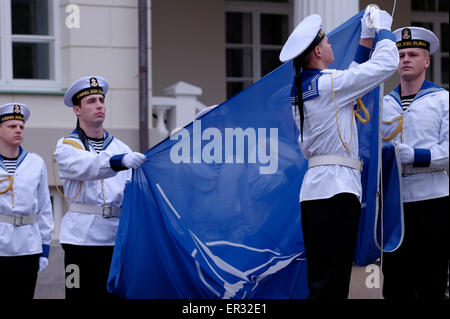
{"left": 226, "top": 1, "right": 292, "bottom": 89}
{"left": 412, "top": 11, "right": 449, "bottom": 89}
{"left": 0, "top": 0, "right": 61, "bottom": 93}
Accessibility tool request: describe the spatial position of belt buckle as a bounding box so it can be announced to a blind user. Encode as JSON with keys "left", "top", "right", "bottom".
{"left": 13, "top": 215, "right": 24, "bottom": 226}
{"left": 102, "top": 205, "right": 112, "bottom": 218}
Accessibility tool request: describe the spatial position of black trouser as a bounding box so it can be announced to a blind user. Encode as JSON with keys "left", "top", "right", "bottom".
{"left": 0, "top": 254, "right": 40, "bottom": 299}
{"left": 62, "top": 244, "right": 118, "bottom": 300}
{"left": 382, "top": 196, "right": 449, "bottom": 299}
{"left": 301, "top": 193, "right": 361, "bottom": 299}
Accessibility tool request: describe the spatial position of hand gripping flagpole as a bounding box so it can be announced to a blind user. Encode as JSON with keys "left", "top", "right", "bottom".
{"left": 365, "top": 4, "right": 380, "bottom": 29}
{"left": 365, "top": 1, "right": 397, "bottom": 29}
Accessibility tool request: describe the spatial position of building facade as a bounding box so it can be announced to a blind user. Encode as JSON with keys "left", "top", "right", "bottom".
{"left": 0, "top": 0, "right": 448, "bottom": 239}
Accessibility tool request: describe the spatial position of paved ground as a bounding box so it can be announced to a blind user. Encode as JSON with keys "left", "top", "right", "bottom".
{"left": 34, "top": 242, "right": 383, "bottom": 299}
{"left": 34, "top": 243, "right": 65, "bottom": 299}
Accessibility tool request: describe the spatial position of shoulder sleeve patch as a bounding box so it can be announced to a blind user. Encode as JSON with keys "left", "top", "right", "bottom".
{"left": 63, "top": 139, "right": 84, "bottom": 150}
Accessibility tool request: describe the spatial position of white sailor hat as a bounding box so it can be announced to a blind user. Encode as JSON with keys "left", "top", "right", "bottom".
{"left": 393, "top": 26, "right": 439, "bottom": 55}
{"left": 0, "top": 103, "right": 30, "bottom": 123}
{"left": 279, "top": 14, "right": 325, "bottom": 63}
{"left": 64, "top": 76, "right": 109, "bottom": 107}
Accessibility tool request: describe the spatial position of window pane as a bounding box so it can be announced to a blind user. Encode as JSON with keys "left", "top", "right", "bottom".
{"left": 226, "top": 48, "right": 253, "bottom": 77}
{"left": 439, "top": 0, "right": 449, "bottom": 12}
{"left": 426, "top": 56, "right": 433, "bottom": 82}
{"left": 261, "top": 49, "right": 282, "bottom": 76}
{"left": 13, "top": 42, "right": 50, "bottom": 79}
{"left": 411, "top": 0, "right": 436, "bottom": 11}
{"left": 411, "top": 21, "right": 434, "bottom": 31}
{"left": 442, "top": 57, "right": 449, "bottom": 84}
{"left": 226, "top": 12, "right": 252, "bottom": 44}
{"left": 227, "top": 81, "right": 252, "bottom": 99}
{"left": 441, "top": 23, "right": 449, "bottom": 52}
{"left": 11, "top": 0, "right": 49, "bottom": 35}
{"left": 230, "top": 0, "right": 288, "bottom": 2}
{"left": 260, "top": 14, "right": 288, "bottom": 45}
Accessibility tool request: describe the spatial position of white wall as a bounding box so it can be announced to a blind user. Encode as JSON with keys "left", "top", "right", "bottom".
{"left": 293, "top": 0, "right": 359, "bottom": 33}
{"left": 59, "top": 0, "right": 152, "bottom": 131}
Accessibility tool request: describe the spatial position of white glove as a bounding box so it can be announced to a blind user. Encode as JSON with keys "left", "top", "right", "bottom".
{"left": 375, "top": 10, "right": 393, "bottom": 32}
{"left": 361, "top": 9, "right": 376, "bottom": 39}
{"left": 122, "top": 152, "right": 147, "bottom": 169}
{"left": 397, "top": 143, "right": 414, "bottom": 164}
{"left": 39, "top": 257, "right": 48, "bottom": 272}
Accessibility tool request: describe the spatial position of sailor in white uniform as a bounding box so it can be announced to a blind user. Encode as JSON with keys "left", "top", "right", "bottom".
{"left": 381, "top": 27, "right": 449, "bottom": 299}
{"left": 0, "top": 103, "right": 54, "bottom": 299}
{"left": 54, "top": 76, "right": 146, "bottom": 299}
{"left": 279, "top": 10, "right": 398, "bottom": 298}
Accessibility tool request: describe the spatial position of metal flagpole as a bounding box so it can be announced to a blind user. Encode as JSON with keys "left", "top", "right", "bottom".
{"left": 378, "top": 82, "right": 384, "bottom": 300}
{"left": 379, "top": 0, "right": 397, "bottom": 299}
{"left": 392, "top": 0, "right": 397, "bottom": 19}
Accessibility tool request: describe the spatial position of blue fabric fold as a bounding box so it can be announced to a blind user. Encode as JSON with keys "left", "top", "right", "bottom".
{"left": 107, "top": 10, "right": 403, "bottom": 298}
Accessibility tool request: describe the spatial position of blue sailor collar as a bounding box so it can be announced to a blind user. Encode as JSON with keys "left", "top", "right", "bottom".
{"left": 0, "top": 146, "right": 28, "bottom": 172}
{"left": 67, "top": 129, "right": 115, "bottom": 150}
{"left": 388, "top": 80, "right": 445, "bottom": 107}
{"left": 301, "top": 68, "right": 322, "bottom": 102}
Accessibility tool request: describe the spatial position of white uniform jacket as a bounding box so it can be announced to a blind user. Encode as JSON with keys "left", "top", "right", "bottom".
{"left": 293, "top": 30, "right": 399, "bottom": 203}
{"left": 54, "top": 130, "right": 132, "bottom": 246}
{"left": 383, "top": 81, "right": 449, "bottom": 202}
{"left": 0, "top": 149, "right": 54, "bottom": 256}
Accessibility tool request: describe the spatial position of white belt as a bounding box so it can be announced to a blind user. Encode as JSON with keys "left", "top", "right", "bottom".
{"left": 69, "top": 203, "right": 121, "bottom": 218}
{"left": 308, "top": 155, "right": 363, "bottom": 172}
{"left": 0, "top": 213, "right": 37, "bottom": 226}
{"left": 402, "top": 165, "right": 446, "bottom": 176}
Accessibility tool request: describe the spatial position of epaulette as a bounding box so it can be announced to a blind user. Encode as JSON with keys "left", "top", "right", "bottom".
{"left": 62, "top": 138, "right": 84, "bottom": 150}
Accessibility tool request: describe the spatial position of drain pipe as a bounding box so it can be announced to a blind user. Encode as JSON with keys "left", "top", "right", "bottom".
{"left": 138, "top": 0, "right": 149, "bottom": 152}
